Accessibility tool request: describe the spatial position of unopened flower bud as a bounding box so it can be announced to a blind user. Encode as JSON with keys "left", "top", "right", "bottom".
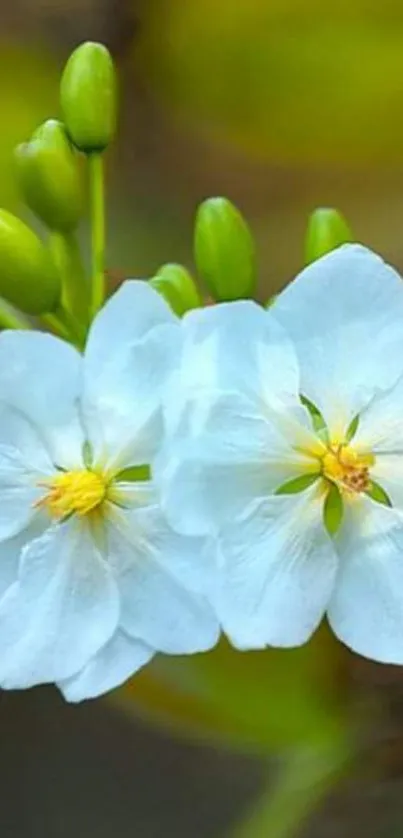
{"left": 0, "top": 210, "right": 60, "bottom": 314}
{"left": 305, "top": 208, "right": 352, "bottom": 264}
{"left": 60, "top": 41, "right": 117, "bottom": 153}
{"left": 15, "top": 119, "right": 83, "bottom": 232}
{"left": 194, "top": 197, "right": 256, "bottom": 301}
{"left": 150, "top": 263, "right": 201, "bottom": 316}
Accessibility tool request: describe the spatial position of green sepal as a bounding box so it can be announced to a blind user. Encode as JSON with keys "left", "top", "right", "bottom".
{"left": 194, "top": 196, "right": 256, "bottom": 301}
{"left": 366, "top": 480, "right": 392, "bottom": 507}
{"left": 60, "top": 41, "right": 117, "bottom": 153}
{"left": 323, "top": 483, "right": 344, "bottom": 536}
{"left": 305, "top": 208, "right": 352, "bottom": 265}
{"left": 150, "top": 263, "right": 201, "bottom": 316}
{"left": 275, "top": 472, "right": 319, "bottom": 496}
{"left": 115, "top": 465, "right": 151, "bottom": 483}
{"left": 300, "top": 395, "right": 328, "bottom": 438}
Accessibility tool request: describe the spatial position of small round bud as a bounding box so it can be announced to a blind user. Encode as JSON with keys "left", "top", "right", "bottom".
{"left": 60, "top": 41, "right": 117, "bottom": 152}
{"left": 305, "top": 208, "right": 352, "bottom": 265}
{"left": 0, "top": 210, "right": 60, "bottom": 314}
{"left": 194, "top": 197, "right": 256, "bottom": 301}
{"left": 150, "top": 263, "right": 201, "bottom": 316}
{"left": 15, "top": 119, "right": 83, "bottom": 232}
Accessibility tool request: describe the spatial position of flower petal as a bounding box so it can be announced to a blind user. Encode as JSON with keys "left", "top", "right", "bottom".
{"left": 350, "top": 375, "right": 403, "bottom": 508}
{"left": 168, "top": 301, "right": 301, "bottom": 420}
{"left": 84, "top": 279, "right": 176, "bottom": 381}
{"left": 213, "top": 484, "right": 337, "bottom": 649}
{"left": 273, "top": 245, "right": 403, "bottom": 436}
{"left": 328, "top": 497, "right": 403, "bottom": 663}
{"left": 83, "top": 324, "right": 181, "bottom": 471}
{"left": 0, "top": 331, "right": 84, "bottom": 468}
{"left": 58, "top": 630, "right": 154, "bottom": 702}
{"left": 0, "top": 520, "right": 119, "bottom": 687}
{"left": 0, "top": 514, "right": 47, "bottom": 599}
{"left": 157, "top": 391, "right": 317, "bottom": 536}
{"left": 0, "top": 437, "right": 51, "bottom": 540}
{"left": 106, "top": 499, "right": 219, "bottom": 654}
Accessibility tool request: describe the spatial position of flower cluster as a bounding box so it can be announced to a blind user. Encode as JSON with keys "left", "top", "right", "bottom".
{"left": 1, "top": 243, "right": 403, "bottom": 702}
{"left": 1, "top": 41, "right": 403, "bottom": 703}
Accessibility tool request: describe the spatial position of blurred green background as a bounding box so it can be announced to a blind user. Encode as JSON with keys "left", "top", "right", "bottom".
{"left": 2, "top": 1, "right": 403, "bottom": 836}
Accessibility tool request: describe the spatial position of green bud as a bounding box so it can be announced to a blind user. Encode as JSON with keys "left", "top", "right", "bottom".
{"left": 0, "top": 211, "right": 60, "bottom": 314}
{"left": 304, "top": 208, "right": 352, "bottom": 265}
{"left": 15, "top": 119, "right": 83, "bottom": 232}
{"left": 60, "top": 41, "right": 117, "bottom": 152}
{"left": 194, "top": 197, "right": 256, "bottom": 301}
{"left": 150, "top": 263, "right": 201, "bottom": 316}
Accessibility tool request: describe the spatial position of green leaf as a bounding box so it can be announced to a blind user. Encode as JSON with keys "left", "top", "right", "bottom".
{"left": 323, "top": 484, "right": 343, "bottom": 536}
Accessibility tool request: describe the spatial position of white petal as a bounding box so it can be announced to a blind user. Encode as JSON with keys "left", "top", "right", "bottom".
{"left": 157, "top": 391, "right": 317, "bottom": 536}
{"left": 0, "top": 520, "right": 119, "bottom": 687}
{"left": 214, "top": 484, "right": 337, "bottom": 649}
{"left": 58, "top": 631, "right": 154, "bottom": 702}
{"left": 350, "top": 375, "right": 403, "bottom": 508}
{"left": 84, "top": 279, "right": 176, "bottom": 380}
{"left": 273, "top": 245, "right": 403, "bottom": 436}
{"left": 170, "top": 301, "right": 300, "bottom": 417}
{"left": 83, "top": 324, "right": 181, "bottom": 471}
{"left": 106, "top": 500, "right": 219, "bottom": 654}
{"left": 328, "top": 497, "right": 403, "bottom": 663}
{"left": 0, "top": 331, "right": 84, "bottom": 467}
{"left": 0, "top": 514, "right": 47, "bottom": 600}
{"left": 0, "top": 441, "right": 51, "bottom": 540}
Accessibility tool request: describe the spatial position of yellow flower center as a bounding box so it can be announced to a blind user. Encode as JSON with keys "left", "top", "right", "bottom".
{"left": 321, "top": 443, "right": 374, "bottom": 494}
{"left": 36, "top": 469, "right": 108, "bottom": 519}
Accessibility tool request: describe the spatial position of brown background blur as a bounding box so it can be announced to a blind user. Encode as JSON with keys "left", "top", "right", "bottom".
{"left": 2, "top": 1, "right": 403, "bottom": 835}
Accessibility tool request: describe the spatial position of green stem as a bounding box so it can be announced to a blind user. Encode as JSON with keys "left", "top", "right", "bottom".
{"left": 229, "top": 737, "right": 350, "bottom": 838}
{"left": 0, "top": 304, "right": 31, "bottom": 330}
{"left": 49, "top": 231, "right": 88, "bottom": 325}
{"left": 40, "top": 306, "right": 86, "bottom": 351}
{"left": 89, "top": 152, "right": 106, "bottom": 316}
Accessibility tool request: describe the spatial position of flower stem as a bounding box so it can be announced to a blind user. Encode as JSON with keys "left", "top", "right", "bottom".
{"left": 0, "top": 304, "right": 31, "bottom": 330}
{"left": 49, "top": 231, "right": 88, "bottom": 325}
{"left": 88, "top": 151, "right": 106, "bottom": 316}
{"left": 40, "top": 306, "right": 86, "bottom": 350}
{"left": 229, "top": 736, "right": 350, "bottom": 838}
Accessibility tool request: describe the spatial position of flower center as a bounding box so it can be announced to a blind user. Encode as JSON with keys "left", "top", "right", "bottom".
{"left": 321, "top": 443, "right": 374, "bottom": 494}
{"left": 36, "top": 469, "right": 107, "bottom": 519}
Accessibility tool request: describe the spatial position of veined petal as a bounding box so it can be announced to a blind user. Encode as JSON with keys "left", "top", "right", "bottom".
{"left": 0, "top": 331, "right": 83, "bottom": 468}
{"left": 58, "top": 631, "right": 154, "bottom": 703}
{"left": 329, "top": 497, "right": 403, "bottom": 663}
{"left": 157, "top": 391, "right": 317, "bottom": 536}
{"left": 106, "top": 503, "right": 219, "bottom": 654}
{"left": 0, "top": 520, "right": 119, "bottom": 687}
{"left": 213, "top": 484, "right": 337, "bottom": 649}
{"left": 273, "top": 245, "right": 403, "bottom": 437}
{"left": 83, "top": 324, "right": 181, "bottom": 471}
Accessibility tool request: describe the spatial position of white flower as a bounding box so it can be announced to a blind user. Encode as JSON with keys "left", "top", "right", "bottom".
{"left": 157, "top": 245, "right": 403, "bottom": 664}
{"left": 0, "top": 281, "right": 218, "bottom": 701}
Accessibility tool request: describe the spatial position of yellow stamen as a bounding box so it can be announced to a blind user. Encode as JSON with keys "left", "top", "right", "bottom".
{"left": 322, "top": 443, "right": 374, "bottom": 494}
{"left": 36, "top": 469, "right": 107, "bottom": 519}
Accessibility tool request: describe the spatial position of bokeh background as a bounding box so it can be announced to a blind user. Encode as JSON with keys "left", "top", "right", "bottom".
{"left": 2, "top": 1, "right": 403, "bottom": 835}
